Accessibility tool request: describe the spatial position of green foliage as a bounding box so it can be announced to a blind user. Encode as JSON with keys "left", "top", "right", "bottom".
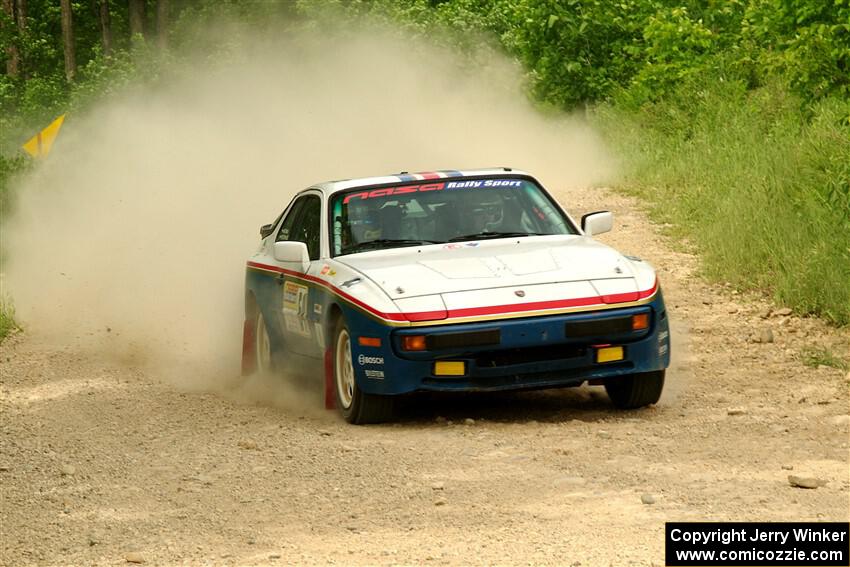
{"left": 0, "top": 0, "right": 848, "bottom": 325}
{"left": 743, "top": 0, "right": 850, "bottom": 100}
{"left": 801, "top": 345, "right": 849, "bottom": 371}
{"left": 594, "top": 78, "right": 850, "bottom": 324}
{"left": 0, "top": 154, "right": 30, "bottom": 218}
{"left": 0, "top": 299, "right": 19, "bottom": 342}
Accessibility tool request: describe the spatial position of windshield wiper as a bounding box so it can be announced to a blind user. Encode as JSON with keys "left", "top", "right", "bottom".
{"left": 344, "top": 238, "right": 444, "bottom": 254}
{"left": 447, "top": 231, "right": 546, "bottom": 243}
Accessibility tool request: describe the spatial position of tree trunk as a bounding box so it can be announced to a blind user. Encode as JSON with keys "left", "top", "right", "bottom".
{"left": 59, "top": 0, "right": 74, "bottom": 81}
{"left": 99, "top": 0, "right": 112, "bottom": 56}
{"left": 155, "top": 0, "right": 167, "bottom": 50}
{"left": 15, "top": 0, "right": 27, "bottom": 77}
{"left": 14, "top": 0, "right": 24, "bottom": 31}
{"left": 2, "top": 0, "right": 19, "bottom": 77}
{"left": 129, "top": 0, "right": 145, "bottom": 39}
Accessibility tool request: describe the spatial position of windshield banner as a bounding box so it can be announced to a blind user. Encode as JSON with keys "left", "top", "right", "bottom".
{"left": 342, "top": 179, "right": 524, "bottom": 203}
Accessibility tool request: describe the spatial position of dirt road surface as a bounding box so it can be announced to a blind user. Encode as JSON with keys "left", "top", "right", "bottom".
{"left": 2, "top": 188, "right": 848, "bottom": 566}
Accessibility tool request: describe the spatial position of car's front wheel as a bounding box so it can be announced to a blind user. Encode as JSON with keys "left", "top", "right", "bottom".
{"left": 604, "top": 370, "right": 665, "bottom": 409}
{"left": 333, "top": 317, "right": 395, "bottom": 424}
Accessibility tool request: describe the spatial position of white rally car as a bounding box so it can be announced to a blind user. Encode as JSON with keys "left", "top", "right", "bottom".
{"left": 242, "top": 168, "right": 670, "bottom": 423}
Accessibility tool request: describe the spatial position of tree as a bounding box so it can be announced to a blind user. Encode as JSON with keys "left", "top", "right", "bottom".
{"left": 14, "top": 0, "right": 25, "bottom": 76}
{"left": 129, "top": 0, "right": 145, "bottom": 39}
{"left": 100, "top": 0, "right": 112, "bottom": 57}
{"left": 60, "top": 0, "right": 74, "bottom": 81}
{"left": 2, "top": 0, "right": 19, "bottom": 77}
{"left": 156, "top": 0, "right": 167, "bottom": 50}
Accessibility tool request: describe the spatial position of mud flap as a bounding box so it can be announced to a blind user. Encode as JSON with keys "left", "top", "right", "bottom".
{"left": 241, "top": 319, "right": 256, "bottom": 376}
{"left": 324, "top": 347, "right": 336, "bottom": 410}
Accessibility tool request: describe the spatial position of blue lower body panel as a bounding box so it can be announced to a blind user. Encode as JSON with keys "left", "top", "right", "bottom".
{"left": 345, "top": 291, "right": 671, "bottom": 396}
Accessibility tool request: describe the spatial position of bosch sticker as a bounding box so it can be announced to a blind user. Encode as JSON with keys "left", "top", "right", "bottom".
{"left": 358, "top": 354, "right": 384, "bottom": 366}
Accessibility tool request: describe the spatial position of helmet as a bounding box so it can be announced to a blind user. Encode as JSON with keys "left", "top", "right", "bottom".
{"left": 468, "top": 193, "right": 504, "bottom": 230}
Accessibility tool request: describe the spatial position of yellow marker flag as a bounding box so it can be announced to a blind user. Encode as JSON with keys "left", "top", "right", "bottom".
{"left": 22, "top": 114, "right": 66, "bottom": 158}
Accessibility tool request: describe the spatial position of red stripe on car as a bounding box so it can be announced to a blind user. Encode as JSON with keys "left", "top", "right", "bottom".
{"left": 247, "top": 261, "right": 658, "bottom": 323}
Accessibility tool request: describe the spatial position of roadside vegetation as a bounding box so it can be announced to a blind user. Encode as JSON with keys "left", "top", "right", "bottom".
{"left": 801, "top": 345, "right": 850, "bottom": 371}
{"left": 0, "top": 300, "right": 19, "bottom": 340}
{"left": 1, "top": 0, "right": 848, "bottom": 326}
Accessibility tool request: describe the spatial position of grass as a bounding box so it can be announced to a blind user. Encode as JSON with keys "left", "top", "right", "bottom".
{"left": 0, "top": 156, "right": 27, "bottom": 342}
{"left": 0, "top": 300, "right": 19, "bottom": 342}
{"left": 801, "top": 346, "right": 849, "bottom": 371}
{"left": 593, "top": 79, "right": 850, "bottom": 325}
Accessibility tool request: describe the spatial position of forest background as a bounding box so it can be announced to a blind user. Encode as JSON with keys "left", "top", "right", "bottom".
{"left": 1, "top": 0, "right": 848, "bottom": 339}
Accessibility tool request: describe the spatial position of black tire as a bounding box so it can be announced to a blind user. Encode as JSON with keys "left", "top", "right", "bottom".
{"left": 604, "top": 370, "right": 665, "bottom": 409}
{"left": 333, "top": 316, "right": 395, "bottom": 424}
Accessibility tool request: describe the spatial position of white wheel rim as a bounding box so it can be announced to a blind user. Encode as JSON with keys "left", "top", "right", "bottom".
{"left": 335, "top": 329, "right": 355, "bottom": 409}
{"left": 256, "top": 311, "right": 272, "bottom": 373}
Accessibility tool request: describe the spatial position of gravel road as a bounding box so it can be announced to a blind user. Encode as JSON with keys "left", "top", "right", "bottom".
{"left": 2, "top": 188, "right": 848, "bottom": 566}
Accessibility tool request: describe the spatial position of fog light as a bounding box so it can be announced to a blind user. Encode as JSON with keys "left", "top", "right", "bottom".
{"left": 596, "top": 346, "right": 624, "bottom": 363}
{"left": 631, "top": 313, "right": 649, "bottom": 331}
{"left": 434, "top": 361, "right": 465, "bottom": 376}
{"left": 401, "top": 335, "right": 427, "bottom": 351}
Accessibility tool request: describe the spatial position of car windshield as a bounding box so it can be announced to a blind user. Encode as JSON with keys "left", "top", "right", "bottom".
{"left": 330, "top": 178, "right": 576, "bottom": 256}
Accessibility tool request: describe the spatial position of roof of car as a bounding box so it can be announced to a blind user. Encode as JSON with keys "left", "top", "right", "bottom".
{"left": 310, "top": 168, "right": 533, "bottom": 195}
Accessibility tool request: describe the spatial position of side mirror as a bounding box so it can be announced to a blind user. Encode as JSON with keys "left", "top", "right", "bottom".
{"left": 273, "top": 241, "right": 310, "bottom": 272}
{"left": 260, "top": 224, "right": 274, "bottom": 239}
{"left": 581, "top": 211, "right": 613, "bottom": 237}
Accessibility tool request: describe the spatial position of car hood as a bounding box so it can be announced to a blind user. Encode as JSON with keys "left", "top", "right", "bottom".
{"left": 335, "top": 236, "right": 647, "bottom": 316}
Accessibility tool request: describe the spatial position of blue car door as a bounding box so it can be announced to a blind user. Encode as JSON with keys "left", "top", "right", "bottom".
{"left": 273, "top": 193, "right": 324, "bottom": 358}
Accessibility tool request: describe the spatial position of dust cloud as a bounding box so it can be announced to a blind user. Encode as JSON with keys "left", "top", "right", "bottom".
{"left": 2, "top": 27, "right": 614, "bottom": 397}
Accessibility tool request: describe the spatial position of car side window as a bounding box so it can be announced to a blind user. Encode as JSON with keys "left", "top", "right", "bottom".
{"left": 295, "top": 196, "right": 321, "bottom": 261}
{"left": 276, "top": 194, "right": 321, "bottom": 261}
{"left": 276, "top": 198, "right": 306, "bottom": 243}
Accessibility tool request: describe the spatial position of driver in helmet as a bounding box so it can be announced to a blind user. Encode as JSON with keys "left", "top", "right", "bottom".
{"left": 467, "top": 192, "right": 505, "bottom": 233}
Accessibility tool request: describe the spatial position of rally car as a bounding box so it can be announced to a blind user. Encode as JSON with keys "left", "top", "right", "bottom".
{"left": 242, "top": 168, "right": 670, "bottom": 423}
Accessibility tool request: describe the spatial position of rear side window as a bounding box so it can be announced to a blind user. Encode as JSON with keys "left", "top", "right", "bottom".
{"left": 277, "top": 194, "right": 321, "bottom": 261}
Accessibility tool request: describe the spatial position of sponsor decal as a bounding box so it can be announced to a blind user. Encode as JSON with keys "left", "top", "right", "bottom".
{"left": 443, "top": 243, "right": 462, "bottom": 250}
{"left": 465, "top": 242, "right": 480, "bottom": 247}
{"left": 283, "top": 282, "right": 299, "bottom": 306}
{"left": 314, "top": 322, "right": 325, "bottom": 350}
{"left": 445, "top": 179, "right": 522, "bottom": 189}
{"left": 358, "top": 354, "right": 384, "bottom": 366}
{"left": 364, "top": 369, "right": 385, "bottom": 379}
{"left": 313, "top": 303, "right": 323, "bottom": 315}
{"left": 282, "top": 281, "right": 311, "bottom": 338}
{"left": 658, "top": 330, "right": 669, "bottom": 341}
{"left": 659, "top": 343, "right": 669, "bottom": 355}
{"left": 343, "top": 183, "right": 445, "bottom": 204}
{"left": 342, "top": 179, "right": 524, "bottom": 203}
{"left": 319, "top": 265, "right": 337, "bottom": 276}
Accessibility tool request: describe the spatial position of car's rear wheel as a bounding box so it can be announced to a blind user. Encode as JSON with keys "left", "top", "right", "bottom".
{"left": 604, "top": 370, "right": 665, "bottom": 409}
{"left": 333, "top": 317, "right": 395, "bottom": 424}
{"left": 255, "top": 309, "right": 273, "bottom": 374}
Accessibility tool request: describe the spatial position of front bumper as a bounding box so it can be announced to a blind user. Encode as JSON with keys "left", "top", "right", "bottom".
{"left": 345, "top": 290, "right": 671, "bottom": 396}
